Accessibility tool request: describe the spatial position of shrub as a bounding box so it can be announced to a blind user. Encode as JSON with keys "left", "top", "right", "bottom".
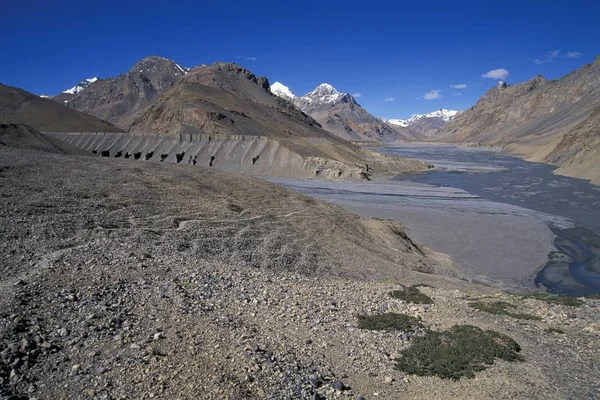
{"left": 390, "top": 285, "right": 433, "bottom": 304}
{"left": 395, "top": 325, "right": 523, "bottom": 380}
{"left": 357, "top": 313, "right": 423, "bottom": 331}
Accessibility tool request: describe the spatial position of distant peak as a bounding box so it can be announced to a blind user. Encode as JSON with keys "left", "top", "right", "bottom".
{"left": 129, "top": 56, "right": 187, "bottom": 75}
{"left": 61, "top": 77, "right": 100, "bottom": 95}
{"left": 270, "top": 82, "right": 296, "bottom": 100}
{"left": 309, "top": 83, "right": 339, "bottom": 96}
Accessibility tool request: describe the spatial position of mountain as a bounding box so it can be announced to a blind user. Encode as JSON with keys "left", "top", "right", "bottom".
{"left": 53, "top": 61, "right": 428, "bottom": 179}
{"left": 63, "top": 56, "right": 188, "bottom": 130}
{"left": 0, "top": 83, "right": 122, "bottom": 133}
{"left": 270, "top": 82, "right": 411, "bottom": 142}
{"left": 52, "top": 77, "right": 99, "bottom": 104}
{"left": 439, "top": 55, "right": 600, "bottom": 184}
{"left": 387, "top": 109, "right": 459, "bottom": 138}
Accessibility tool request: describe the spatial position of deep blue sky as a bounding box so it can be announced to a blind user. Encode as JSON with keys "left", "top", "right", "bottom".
{"left": 2, "top": 0, "right": 598, "bottom": 119}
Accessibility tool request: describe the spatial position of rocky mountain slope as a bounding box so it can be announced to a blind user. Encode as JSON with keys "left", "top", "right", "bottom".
{"left": 271, "top": 82, "right": 411, "bottom": 142}
{"left": 64, "top": 56, "right": 188, "bottom": 130}
{"left": 439, "top": 56, "right": 600, "bottom": 184}
{"left": 52, "top": 77, "right": 99, "bottom": 104}
{"left": 80, "top": 61, "right": 427, "bottom": 179}
{"left": 1, "top": 143, "right": 599, "bottom": 399}
{"left": 387, "top": 109, "right": 459, "bottom": 138}
{"left": 0, "top": 83, "right": 122, "bottom": 133}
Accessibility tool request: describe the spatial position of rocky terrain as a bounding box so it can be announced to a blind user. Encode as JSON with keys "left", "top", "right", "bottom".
{"left": 0, "top": 84, "right": 122, "bottom": 133}
{"left": 271, "top": 82, "right": 410, "bottom": 142}
{"left": 439, "top": 55, "right": 600, "bottom": 184}
{"left": 1, "top": 136, "right": 599, "bottom": 399}
{"left": 63, "top": 56, "right": 188, "bottom": 130}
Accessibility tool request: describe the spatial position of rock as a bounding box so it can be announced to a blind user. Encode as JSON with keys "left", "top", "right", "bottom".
{"left": 153, "top": 332, "right": 164, "bottom": 341}
{"left": 59, "top": 327, "right": 69, "bottom": 337}
{"left": 384, "top": 376, "right": 394, "bottom": 383}
{"left": 331, "top": 380, "right": 345, "bottom": 391}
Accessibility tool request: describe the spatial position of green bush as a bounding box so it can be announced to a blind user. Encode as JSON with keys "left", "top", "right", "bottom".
{"left": 470, "top": 301, "right": 541, "bottom": 320}
{"left": 357, "top": 313, "right": 423, "bottom": 331}
{"left": 395, "top": 325, "right": 523, "bottom": 380}
{"left": 390, "top": 285, "right": 433, "bottom": 304}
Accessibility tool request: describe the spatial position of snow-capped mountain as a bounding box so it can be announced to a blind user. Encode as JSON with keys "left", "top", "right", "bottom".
{"left": 386, "top": 109, "right": 460, "bottom": 137}
{"left": 270, "top": 82, "right": 296, "bottom": 101}
{"left": 387, "top": 109, "right": 458, "bottom": 127}
{"left": 270, "top": 82, "right": 411, "bottom": 142}
{"left": 62, "top": 77, "right": 99, "bottom": 95}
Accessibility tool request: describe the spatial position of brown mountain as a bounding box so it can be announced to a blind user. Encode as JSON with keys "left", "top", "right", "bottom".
{"left": 439, "top": 55, "right": 600, "bottom": 184}
{"left": 52, "top": 61, "right": 427, "bottom": 179}
{"left": 0, "top": 83, "right": 122, "bottom": 133}
{"left": 64, "top": 56, "right": 188, "bottom": 130}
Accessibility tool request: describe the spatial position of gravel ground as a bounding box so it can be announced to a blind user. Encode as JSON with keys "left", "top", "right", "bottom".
{"left": 1, "top": 147, "right": 599, "bottom": 399}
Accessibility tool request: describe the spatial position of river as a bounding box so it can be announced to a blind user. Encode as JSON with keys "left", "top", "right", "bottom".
{"left": 271, "top": 144, "right": 600, "bottom": 296}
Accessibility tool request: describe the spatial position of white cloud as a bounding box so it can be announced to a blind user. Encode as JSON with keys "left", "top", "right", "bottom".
{"left": 535, "top": 50, "right": 560, "bottom": 64}
{"left": 423, "top": 90, "right": 442, "bottom": 100}
{"left": 238, "top": 56, "right": 257, "bottom": 61}
{"left": 450, "top": 84, "right": 467, "bottom": 89}
{"left": 453, "top": 92, "right": 464, "bottom": 96}
{"left": 482, "top": 68, "right": 509, "bottom": 79}
{"left": 353, "top": 92, "right": 362, "bottom": 98}
{"left": 384, "top": 97, "right": 395, "bottom": 102}
{"left": 566, "top": 51, "right": 582, "bottom": 58}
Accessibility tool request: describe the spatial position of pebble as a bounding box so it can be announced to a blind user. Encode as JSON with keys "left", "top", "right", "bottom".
{"left": 59, "top": 327, "right": 69, "bottom": 337}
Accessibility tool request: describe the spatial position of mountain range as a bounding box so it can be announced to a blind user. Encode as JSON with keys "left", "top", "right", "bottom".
{"left": 386, "top": 109, "right": 459, "bottom": 138}
{"left": 1, "top": 56, "right": 427, "bottom": 180}
{"left": 439, "top": 55, "right": 600, "bottom": 184}
{"left": 270, "top": 82, "right": 411, "bottom": 142}
{"left": 3, "top": 53, "right": 599, "bottom": 184}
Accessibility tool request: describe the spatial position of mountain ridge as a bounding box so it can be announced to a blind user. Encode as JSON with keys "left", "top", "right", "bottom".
{"left": 270, "top": 81, "right": 411, "bottom": 142}
{"left": 438, "top": 55, "right": 600, "bottom": 184}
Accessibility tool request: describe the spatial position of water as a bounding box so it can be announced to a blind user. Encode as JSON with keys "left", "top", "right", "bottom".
{"left": 378, "top": 144, "right": 600, "bottom": 296}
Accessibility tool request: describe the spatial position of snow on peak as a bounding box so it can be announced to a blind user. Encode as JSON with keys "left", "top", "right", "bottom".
{"left": 270, "top": 82, "right": 296, "bottom": 100}
{"left": 174, "top": 63, "right": 189, "bottom": 75}
{"left": 39, "top": 94, "right": 51, "bottom": 99}
{"left": 308, "top": 83, "right": 339, "bottom": 97}
{"left": 413, "top": 109, "right": 458, "bottom": 122}
{"left": 386, "top": 109, "right": 459, "bottom": 127}
{"left": 300, "top": 83, "right": 345, "bottom": 105}
{"left": 62, "top": 77, "right": 99, "bottom": 95}
{"left": 386, "top": 119, "right": 409, "bottom": 127}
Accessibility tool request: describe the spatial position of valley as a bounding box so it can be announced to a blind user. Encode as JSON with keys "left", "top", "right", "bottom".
{"left": 1, "top": 14, "right": 599, "bottom": 396}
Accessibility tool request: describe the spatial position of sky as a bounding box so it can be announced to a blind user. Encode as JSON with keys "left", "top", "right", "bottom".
{"left": 2, "top": 0, "right": 599, "bottom": 119}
